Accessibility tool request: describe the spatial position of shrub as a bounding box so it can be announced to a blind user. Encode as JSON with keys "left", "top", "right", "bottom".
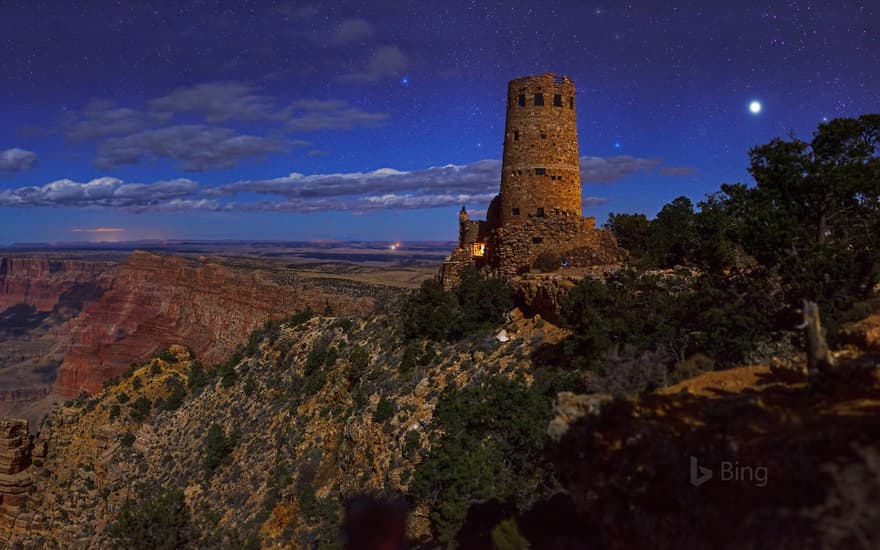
{"left": 188, "top": 361, "right": 209, "bottom": 392}
{"left": 130, "top": 396, "right": 153, "bottom": 421}
{"left": 161, "top": 380, "right": 186, "bottom": 411}
{"left": 219, "top": 350, "right": 242, "bottom": 388}
{"left": 109, "top": 404, "right": 121, "bottom": 421}
{"left": 409, "top": 376, "right": 554, "bottom": 545}
{"left": 119, "top": 432, "right": 135, "bottom": 447}
{"left": 203, "top": 424, "right": 237, "bottom": 479}
{"left": 156, "top": 348, "right": 176, "bottom": 363}
{"left": 108, "top": 489, "right": 195, "bottom": 549}
{"left": 373, "top": 397, "right": 396, "bottom": 423}
{"left": 286, "top": 307, "right": 315, "bottom": 327}
{"left": 117, "top": 392, "right": 130, "bottom": 404}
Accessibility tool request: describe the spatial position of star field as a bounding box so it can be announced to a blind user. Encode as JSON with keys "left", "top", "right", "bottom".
{"left": 0, "top": 0, "right": 877, "bottom": 243}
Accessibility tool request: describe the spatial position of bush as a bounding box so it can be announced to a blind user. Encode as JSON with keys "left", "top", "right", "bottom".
{"left": 109, "top": 404, "right": 121, "bottom": 421}
{"left": 188, "top": 361, "right": 209, "bottom": 392}
{"left": 108, "top": 489, "right": 195, "bottom": 549}
{"left": 119, "top": 431, "right": 136, "bottom": 447}
{"left": 129, "top": 396, "right": 153, "bottom": 421}
{"left": 117, "top": 392, "right": 130, "bottom": 404}
{"left": 409, "top": 376, "right": 554, "bottom": 545}
{"left": 203, "top": 424, "right": 237, "bottom": 479}
{"left": 155, "top": 348, "right": 176, "bottom": 363}
{"left": 219, "top": 350, "right": 242, "bottom": 388}
{"left": 373, "top": 397, "right": 396, "bottom": 423}
{"left": 161, "top": 380, "right": 186, "bottom": 411}
{"left": 400, "top": 268, "right": 513, "bottom": 342}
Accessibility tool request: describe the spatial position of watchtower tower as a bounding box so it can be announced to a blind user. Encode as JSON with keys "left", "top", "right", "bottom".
{"left": 499, "top": 73, "right": 581, "bottom": 226}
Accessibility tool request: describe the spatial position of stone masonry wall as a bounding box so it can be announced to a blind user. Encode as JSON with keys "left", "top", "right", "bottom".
{"left": 499, "top": 74, "right": 581, "bottom": 226}
{"left": 487, "top": 209, "right": 623, "bottom": 276}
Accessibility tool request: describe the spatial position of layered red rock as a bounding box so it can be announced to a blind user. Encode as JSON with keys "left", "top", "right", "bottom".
{"left": 0, "top": 257, "right": 117, "bottom": 312}
{"left": 54, "top": 251, "right": 376, "bottom": 397}
{"left": 0, "top": 418, "right": 33, "bottom": 532}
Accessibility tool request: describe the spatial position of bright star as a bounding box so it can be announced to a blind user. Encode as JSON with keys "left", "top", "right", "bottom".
{"left": 749, "top": 100, "right": 762, "bottom": 114}
{"left": 400, "top": 76, "right": 409, "bottom": 87}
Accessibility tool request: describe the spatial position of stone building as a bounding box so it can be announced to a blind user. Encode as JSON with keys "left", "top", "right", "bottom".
{"left": 440, "top": 73, "right": 622, "bottom": 289}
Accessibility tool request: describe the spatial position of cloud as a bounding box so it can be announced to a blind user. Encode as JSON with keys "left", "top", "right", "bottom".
{"left": 658, "top": 166, "right": 697, "bottom": 177}
{"left": 209, "top": 159, "right": 502, "bottom": 199}
{"left": 287, "top": 100, "right": 388, "bottom": 131}
{"left": 581, "top": 156, "right": 664, "bottom": 183}
{"left": 331, "top": 18, "right": 375, "bottom": 46}
{"left": 61, "top": 100, "right": 154, "bottom": 141}
{"left": 95, "top": 125, "right": 286, "bottom": 171}
{"left": 71, "top": 227, "right": 125, "bottom": 233}
{"left": 0, "top": 156, "right": 642, "bottom": 213}
{"left": 0, "top": 148, "right": 38, "bottom": 173}
{"left": 0, "top": 177, "right": 198, "bottom": 209}
{"left": 340, "top": 46, "right": 408, "bottom": 82}
{"left": 150, "top": 82, "right": 277, "bottom": 123}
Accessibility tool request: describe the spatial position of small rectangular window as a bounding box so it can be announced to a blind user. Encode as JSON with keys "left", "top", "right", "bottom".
{"left": 536, "top": 208, "right": 545, "bottom": 217}
{"left": 553, "top": 94, "right": 562, "bottom": 107}
{"left": 550, "top": 175, "right": 557, "bottom": 181}
{"left": 532, "top": 237, "right": 543, "bottom": 244}
{"left": 512, "top": 208, "right": 520, "bottom": 216}
{"left": 513, "top": 130, "right": 519, "bottom": 141}
{"left": 518, "top": 94, "right": 526, "bottom": 107}
{"left": 534, "top": 168, "right": 546, "bottom": 176}
{"left": 569, "top": 97, "right": 574, "bottom": 109}
{"left": 534, "top": 93, "right": 544, "bottom": 106}
{"left": 540, "top": 132, "right": 547, "bottom": 140}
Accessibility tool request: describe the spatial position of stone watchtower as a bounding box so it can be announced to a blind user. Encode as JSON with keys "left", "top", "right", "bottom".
{"left": 499, "top": 74, "right": 581, "bottom": 226}
{"left": 440, "top": 72, "right": 622, "bottom": 288}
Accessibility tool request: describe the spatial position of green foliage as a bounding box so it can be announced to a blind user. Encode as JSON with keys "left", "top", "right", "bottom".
{"left": 605, "top": 212, "right": 650, "bottom": 260}
{"left": 351, "top": 384, "right": 369, "bottom": 411}
{"left": 400, "top": 268, "right": 513, "bottom": 342}
{"left": 108, "top": 489, "right": 195, "bottom": 550}
{"left": 203, "top": 423, "right": 237, "bottom": 479}
{"left": 129, "top": 396, "right": 153, "bottom": 421}
{"left": 286, "top": 307, "right": 315, "bottom": 327}
{"left": 119, "top": 431, "right": 135, "bottom": 448}
{"left": 187, "top": 361, "right": 209, "bottom": 393}
{"left": 109, "top": 404, "right": 121, "bottom": 421}
{"left": 116, "top": 392, "right": 130, "bottom": 404}
{"left": 410, "top": 376, "right": 553, "bottom": 546}
{"left": 404, "top": 430, "right": 422, "bottom": 459}
{"left": 155, "top": 348, "right": 176, "bottom": 363}
{"left": 103, "top": 376, "right": 120, "bottom": 390}
{"left": 372, "top": 396, "right": 396, "bottom": 423}
{"left": 243, "top": 376, "right": 257, "bottom": 397}
{"left": 645, "top": 196, "right": 698, "bottom": 268}
{"left": 347, "top": 345, "right": 370, "bottom": 382}
{"left": 161, "top": 379, "right": 186, "bottom": 411}
{"left": 218, "top": 349, "right": 242, "bottom": 388}
{"left": 297, "top": 485, "right": 341, "bottom": 546}
{"left": 491, "top": 518, "right": 530, "bottom": 550}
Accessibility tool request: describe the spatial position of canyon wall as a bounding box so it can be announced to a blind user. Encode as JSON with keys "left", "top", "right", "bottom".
{"left": 54, "top": 251, "right": 379, "bottom": 397}
{"left": 0, "top": 257, "right": 118, "bottom": 313}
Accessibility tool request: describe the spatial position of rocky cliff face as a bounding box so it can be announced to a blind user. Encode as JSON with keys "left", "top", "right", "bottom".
{"left": 0, "top": 257, "right": 117, "bottom": 313}
{"left": 0, "top": 257, "right": 118, "bottom": 420}
{"left": 54, "top": 251, "right": 378, "bottom": 398}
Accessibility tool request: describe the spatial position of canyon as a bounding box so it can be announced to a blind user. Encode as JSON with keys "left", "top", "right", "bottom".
{"left": 0, "top": 250, "right": 426, "bottom": 426}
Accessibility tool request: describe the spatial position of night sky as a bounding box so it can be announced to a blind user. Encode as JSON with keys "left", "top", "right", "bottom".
{"left": 1, "top": 1, "right": 877, "bottom": 244}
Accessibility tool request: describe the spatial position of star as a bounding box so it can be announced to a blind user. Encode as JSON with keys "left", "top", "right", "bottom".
{"left": 749, "top": 100, "right": 762, "bottom": 114}
{"left": 400, "top": 76, "right": 410, "bottom": 87}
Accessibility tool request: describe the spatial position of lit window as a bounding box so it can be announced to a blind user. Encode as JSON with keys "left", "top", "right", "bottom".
{"left": 471, "top": 242, "right": 486, "bottom": 257}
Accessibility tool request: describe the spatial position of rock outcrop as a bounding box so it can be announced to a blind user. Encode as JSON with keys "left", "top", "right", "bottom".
{"left": 0, "top": 419, "right": 36, "bottom": 534}
{"left": 0, "top": 257, "right": 117, "bottom": 313}
{"left": 54, "top": 251, "right": 377, "bottom": 397}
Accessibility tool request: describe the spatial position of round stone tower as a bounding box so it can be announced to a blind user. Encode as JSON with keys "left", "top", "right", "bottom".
{"left": 498, "top": 73, "right": 581, "bottom": 226}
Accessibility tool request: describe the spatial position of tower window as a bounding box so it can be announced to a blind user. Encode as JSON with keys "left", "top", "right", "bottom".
{"left": 532, "top": 237, "right": 543, "bottom": 244}
{"left": 569, "top": 97, "right": 574, "bottom": 109}
{"left": 513, "top": 130, "right": 519, "bottom": 141}
{"left": 536, "top": 207, "right": 545, "bottom": 217}
{"left": 512, "top": 208, "right": 520, "bottom": 216}
{"left": 534, "top": 93, "right": 544, "bottom": 106}
{"left": 550, "top": 175, "right": 557, "bottom": 181}
{"left": 540, "top": 132, "right": 547, "bottom": 140}
{"left": 534, "top": 168, "right": 546, "bottom": 176}
{"left": 518, "top": 94, "right": 526, "bottom": 107}
{"left": 553, "top": 94, "right": 563, "bottom": 107}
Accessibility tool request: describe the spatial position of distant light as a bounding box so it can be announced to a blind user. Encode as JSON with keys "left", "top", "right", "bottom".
{"left": 614, "top": 141, "right": 622, "bottom": 150}
{"left": 749, "top": 100, "right": 762, "bottom": 114}
{"left": 400, "top": 76, "right": 409, "bottom": 87}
